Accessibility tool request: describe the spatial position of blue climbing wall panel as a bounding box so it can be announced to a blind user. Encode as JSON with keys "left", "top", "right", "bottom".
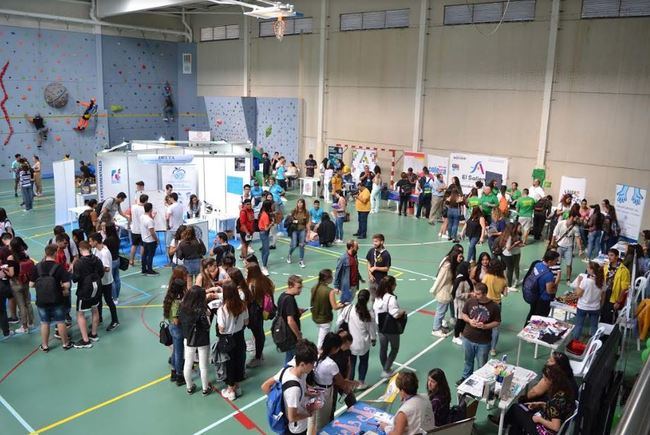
{"left": 176, "top": 43, "right": 209, "bottom": 139}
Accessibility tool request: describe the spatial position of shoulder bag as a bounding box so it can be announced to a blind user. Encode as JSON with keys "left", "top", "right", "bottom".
{"left": 377, "top": 295, "right": 407, "bottom": 335}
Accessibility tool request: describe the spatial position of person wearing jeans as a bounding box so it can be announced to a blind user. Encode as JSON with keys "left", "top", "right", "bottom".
{"left": 257, "top": 200, "right": 273, "bottom": 273}
{"left": 18, "top": 165, "right": 34, "bottom": 211}
{"left": 354, "top": 183, "right": 371, "bottom": 239}
{"left": 463, "top": 207, "right": 486, "bottom": 263}
{"left": 287, "top": 199, "right": 309, "bottom": 267}
{"left": 179, "top": 286, "right": 212, "bottom": 395}
{"left": 458, "top": 283, "right": 501, "bottom": 383}
{"left": 373, "top": 277, "right": 405, "bottom": 378}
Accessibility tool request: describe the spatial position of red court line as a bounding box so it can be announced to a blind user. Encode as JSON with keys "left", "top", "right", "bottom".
{"left": 219, "top": 392, "right": 266, "bottom": 434}
{"left": 140, "top": 296, "right": 160, "bottom": 337}
{"left": 418, "top": 309, "right": 436, "bottom": 316}
{"left": 0, "top": 346, "right": 39, "bottom": 384}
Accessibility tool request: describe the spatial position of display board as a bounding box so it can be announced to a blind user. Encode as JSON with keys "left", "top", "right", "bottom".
{"left": 615, "top": 184, "right": 646, "bottom": 242}
{"left": 160, "top": 164, "right": 197, "bottom": 207}
{"left": 97, "top": 154, "right": 128, "bottom": 202}
{"left": 448, "top": 152, "right": 509, "bottom": 192}
{"left": 427, "top": 155, "right": 449, "bottom": 176}
{"left": 403, "top": 151, "right": 425, "bottom": 172}
{"left": 328, "top": 145, "right": 343, "bottom": 167}
{"left": 351, "top": 149, "right": 377, "bottom": 182}
{"left": 558, "top": 176, "right": 587, "bottom": 203}
{"left": 53, "top": 159, "right": 76, "bottom": 226}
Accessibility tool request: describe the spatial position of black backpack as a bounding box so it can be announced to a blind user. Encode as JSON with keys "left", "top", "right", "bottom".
{"left": 95, "top": 200, "right": 106, "bottom": 215}
{"left": 271, "top": 294, "right": 297, "bottom": 352}
{"left": 78, "top": 210, "right": 94, "bottom": 235}
{"left": 75, "top": 257, "right": 101, "bottom": 299}
{"left": 35, "top": 263, "right": 61, "bottom": 306}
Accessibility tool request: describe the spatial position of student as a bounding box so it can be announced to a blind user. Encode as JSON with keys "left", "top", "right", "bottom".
{"left": 370, "top": 166, "right": 382, "bottom": 214}
{"left": 8, "top": 238, "right": 34, "bottom": 334}
{"left": 601, "top": 248, "right": 630, "bottom": 324}
{"left": 308, "top": 199, "right": 323, "bottom": 238}
{"left": 323, "top": 162, "right": 334, "bottom": 203}
{"left": 89, "top": 233, "right": 119, "bottom": 332}
{"left": 585, "top": 204, "right": 604, "bottom": 259}
{"left": 479, "top": 186, "right": 498, "bottom": 225}
{"left": 507, "top": 181, "right": 521, "bottom": 207}
{"left": 257, "top": 201, "right": 273, "bottom": 274}
{"left": 445, "top": 186, "right": 464, "bottom": 242}
{"left": 311, "top": 269, "right": 343, "bottom": 349}
{"left": 305, "top": 154, "right": 317, "bottom": 178}
{"left": 0, "top": 208, "right": 14, "bottom": 237}
{"left": 140, "top": 203, "right": 159, "bottom": 276}
{"left": 431, "top": 248, "right": 464, "bottom": 337}
{"left": 517, "top": 189, "right": 536, "bottom": 244}
{"left": 165, "top": 184, "right": 174, "bottom": 196}
{"left": 332, "top": 189, "right": 347, "bottom": 243}
{"left": 337, "top": 289, "right": 377, "bottom": 389}
{"left": 525, "top": 251, "right": 561, "bottom": 324}
{"left": 11, "top": 153, "right": 22, "bottom": 197}
{"left": 238, "top": 199, "right": 255, "bottom": 260}
{"left": 175, "top": 226, "right": 206, "bottom": 285}
{"left": 275, "top": 157, "right": 287, "bottom": 190}
{"left": 463, "top": 207, "right": 486, "bottom": 263}
{"left": 180, "top": 285, "right": 212, "bottom": 395}
{"left": 97, "top": 192, "right": 128, "bottom": 223}
{"left": 18, "top": 163, "right": 34, "bottom": 211}
{"left": 483, "top": 259, "right": 508, "bottom": 356}
{"left": 333, "top": 240, "right": 361, "bottom": 304}
{"left": 395, "top": 172, "right": 413, "bottom": 216}
{"left": 0, "top": 245, "right": 16, "bottom": 337}
{"left": 458, "top": 283, "right": 501, "bottom": 385}
{"left": 217, "top": 282, "right": 249, "bottom": 400}
{"left": 353, "top": 183, "right": 371, "bottom": 239}
{"left": 497, "top": 222, "right": 524, "bottom": 287}
{"left": 366, "top": 234, "right": 391, "bottom": 302}
{"left": 286, "top": 161, "right": 299, "bottom": 188}
{"left": 470, "top": 252, "right": 491, "bottom": 284}
{"left": 246, "top": 263, "right": 275, "bottom": 368}
{"left": 277, "top": 275, "right": 305, "bottom": 363}
{"left": 570, "top": 262, "right": 605, "bottom": 341}
{"left": 380, "top": 371, "right": 435, "bottom": 435}
{"left": 261, "top": 152, "right": 272, "bottom": 182}
{"left": 30, "top": 244, "right": 73, "bottom": 351}
{"left": 551, "top": 214, "right": 583, "bottom": 283}
{"left": 71, "top": 241, "right": 104, "bottom": 348}
{"left": 166, "top": 193, "right": 184, "bottom": 244}
{"left": 103, "top": 223, "right": 121, "bottom": 304}
{"left": 287, "top": 199, "right": 309, "bottom": 268}
{"left": 163, "top": 278, "right": 186, "bottom": 385}
{"left": 129, "top": 194, "right": 147, "bottom": 266}
{"left": 317, "top": 213, "right": 336, "bottom": 247}
{"left": 452, "top": 261, "right": 473, "bottom": 346}
{"left": 374, "top": 276, "right": 406, "bottom": 378}
{"left": 427, "top": 368, "right": 452, "bottom": 427}
{"left": 210, "top": 232, "right": 235, "bottom": 266}
{"left": 187, "top": 194, "right": 201, "bottom": 219}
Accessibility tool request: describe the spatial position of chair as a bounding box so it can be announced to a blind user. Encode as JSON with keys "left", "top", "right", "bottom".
{"left": 426, "top": 417, "right": 475, "bottom": 435}
{"left": 569, "top": 339, "right": 602, "bottom": 377}
{"left": 556, "top": 400, "right": 579, "bottom": 435}
{"left": 567, "top": 326, "right": 606, "bottom": 361}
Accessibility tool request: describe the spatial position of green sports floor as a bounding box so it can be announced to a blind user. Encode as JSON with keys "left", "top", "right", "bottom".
{"left": 0, "top": 179, "right": 642, "bottom": 435}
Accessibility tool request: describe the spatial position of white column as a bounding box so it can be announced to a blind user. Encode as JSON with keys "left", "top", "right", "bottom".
{"left": 412, "top": 0, "right": 429, "bottom": 152}
{"left": 243, "top": 15, "right": 250, "bottom": 96}
{"left": 316, "top": 0, "right": 329, "bottom": 161}
{"left": 536, "top": 0, "right": 561, "bottom": 168}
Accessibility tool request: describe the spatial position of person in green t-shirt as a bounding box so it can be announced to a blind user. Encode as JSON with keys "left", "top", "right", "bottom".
{"left": 480, "top": 187, "right": 498, "bottom": 223}
{"left": 507, "top": 181, "right": 521, "bottom": 208}
{"left": 516, "top": 188, "right": 536, "bottom": 244}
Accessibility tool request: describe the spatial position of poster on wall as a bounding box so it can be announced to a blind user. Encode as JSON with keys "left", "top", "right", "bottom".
{"left": 558, "top": 177, "right": 587, "bottom": 203}
{"left": 448, "top": 153, "right": 509, "bottom": 192}
{"left": 351, "top": 149, "right": 377, "bottom": 182}
{"left": 234, "top": 157, "right": 246, "bottom": 172}
{"left": 97, "top": 155, "right": 128, "bottom": 201}
{"left": 328, "top": 145, "right": 343, "bottom": 168}
{"left": 160, "top": 165, "right": 197, "bottom": 207}
{"left": 614, "top": 184, "right": 646, "bottom": 242}
{"left": 403, "top": 152, "right": 426, "bottom": 172}
{"left": 427, "top": 155, "right": 449, "bottom": 177}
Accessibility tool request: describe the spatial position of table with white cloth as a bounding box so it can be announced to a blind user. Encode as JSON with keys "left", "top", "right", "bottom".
{"left": 516, "top": 316, "right": 574, "bottom": 365}
{"left": 457, "top": 359, "right": 537, "bottom": 435}
{"left": 206, "top": 213, "right": 238, "bottom": 234}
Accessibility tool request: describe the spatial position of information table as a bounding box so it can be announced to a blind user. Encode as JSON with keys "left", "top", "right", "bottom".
{"left": 319, "top": 403, "right": 392, "bottom": 435}
{"left": 516, "top": 316, "right": 573, "bottom": 365}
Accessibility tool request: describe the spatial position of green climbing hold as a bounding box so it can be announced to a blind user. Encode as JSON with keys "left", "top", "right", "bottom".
{"left": 265, "top": 125, "right": 272, "bottom": 138}
{"left": 110, "top": 105, "right": 124, "bottom": 113}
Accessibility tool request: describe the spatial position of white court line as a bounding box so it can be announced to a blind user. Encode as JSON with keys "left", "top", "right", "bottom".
{"left": 191, "top": 299, "right": 437, "bottom": 434}
{"left": 357, "top": 240, "right": 449, "bottom": 248}
{"left": 393, "top": 362, "right": 417, "bottom": 371}
{"left": 0, "top": 393, "right": 35, "bottom": 433}
{"left": 14, "top": 223, "right": 58, "bottom": 232}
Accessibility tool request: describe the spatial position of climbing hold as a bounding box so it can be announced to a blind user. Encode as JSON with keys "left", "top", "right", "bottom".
{"left": 43, "top": 82, "right": 69, "bottom": 108}
{"left": 110, "top": 105, "right": 124, "bottom": 113}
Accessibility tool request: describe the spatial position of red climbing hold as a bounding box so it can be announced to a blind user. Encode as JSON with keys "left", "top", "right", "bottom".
{"left": 0, "top": 61, "right": 14, "bottom": 146}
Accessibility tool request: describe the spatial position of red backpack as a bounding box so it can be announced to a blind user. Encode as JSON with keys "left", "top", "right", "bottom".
{"left": 18, "top": 258, "right": 35, "bottom": 285}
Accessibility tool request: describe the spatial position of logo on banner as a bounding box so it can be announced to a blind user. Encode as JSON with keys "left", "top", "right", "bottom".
{"left": 469, "top": 161, "right": 485, "bottom": 175}
{"left": 111, "top": 169, "right": 122, "bottom": 184}
{"left": 172, "top": 167, "right": 186, "bottom": 181}
{"left": 616, "top": 185, "right": 645, "bottom": 206}
{"left": 452, "top": 163, "right": 460, "bottom": 170}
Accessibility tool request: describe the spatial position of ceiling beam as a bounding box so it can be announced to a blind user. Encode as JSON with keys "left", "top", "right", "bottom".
{"left": 95, "top": 0, "right": 200, "bottom": 18}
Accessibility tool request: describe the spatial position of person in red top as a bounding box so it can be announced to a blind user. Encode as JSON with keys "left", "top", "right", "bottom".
{"left": 257, "top": 200, "right": 273, "bottom": 275}
{"left": 334, "top": 240, "right": 361, "bottom": 304}
{"left": 238, "top": 199, "right": 255, "bottom": 261}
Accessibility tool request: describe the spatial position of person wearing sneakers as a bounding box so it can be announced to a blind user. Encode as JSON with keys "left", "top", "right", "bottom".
{"left": 373, "top": 276, "right": 405, "bottom": 379}
{"left": 516, "top": 189, "right": 536, "bottom": 244}
{"left": 72, "top": 241, "right": 104, "bottom": 348}
{"left": 128, "top": 193, "right": 147, "bottom": 266}
{"left": 452, "top": 262, "right": 473, "bottom": 346}
{"left": 8, "top": 238, "right": 35, "bottom": 334}
{"left": 180, "top": 285, "right": 212, "bottom": 396}
{"left": 431, "top": 248, "right": 464, "bottom": 337}
{"left": 482, "top": 259, "right": 508, "bottom": 357}
{"left": 366, "top": 234, "right": 391, "bottom": 303}
{"left": 140, "top": 202, "right": 159, "bottom": 276}
{"left": 30, "top": 244, "right": 73, "bottom": 352}
{"left": 333, "top": 240, "right": 361, "bottom": 304}
{"left": 277, "top": 275, "right": 306, "bottom": 363}
{"left": 287, "top": 199, "right": 309, "bottom": 268}
{"left": 88, "top": 233, "right": 119, "bottom": 332}
{"left": 217, "top": 282, "right": 249, "bottom": 400}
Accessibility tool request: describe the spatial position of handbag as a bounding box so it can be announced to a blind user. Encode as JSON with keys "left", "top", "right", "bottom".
{"left": 338, "top": 304, "right": 352, "bottom": 332}
{"left": 217, "top": 334, "right": 236, "bottom": 353}
{"left": 119, "top": 256, "right": 129, "bottom": 271}
{"left": 378, "top": 295, "right": 407, "bottom": 335}
{"left": 159, "top": 321, "right": 173, "bottom": 346}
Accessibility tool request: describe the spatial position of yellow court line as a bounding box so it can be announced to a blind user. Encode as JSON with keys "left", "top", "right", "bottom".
{"left": 31, "top": 374, "right": 170, "bottom": 434}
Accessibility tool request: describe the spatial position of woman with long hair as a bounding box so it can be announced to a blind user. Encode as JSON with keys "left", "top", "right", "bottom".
{"left": 103, "top": 223, "right": 121, "bottom": 304}
{"left": 431, "top": 249, "right": 464, "bottom": 337}
{"left": 0, "top": 208, "right": 13, "bottom": 237}
{"left": 257, "top": 199, "right": 273, "bottom": 274}
{"left": 487, "top": 208, "right": 506, "bottom": 255}
{"left": 498, "top": 222, "right": 524, "bottom": 286}
{"left": 8, "top": 237, "right": 33, "bottom": 333}
{"left": 452, "top": 261, "right": 473, "bottom": 346}
{"left": 578, "top": 199, "right": 591, "bottom": 247}
{"left": 370, "top": 165, "right": 382, "bottom": 214}
{"left": 163, "top": 278, "right": 186, "bottom": 385}
{"left": 195, "top": 258, "right": 218, "bottom": 290}
{"left": 570, "top": 261, "right": 605, "bottom": 341}
{"left": 373, "top": 275, "right": 406, "bottom": 378}
{"left": 337, "top": 288, "right": 377, "bottom": 389}
{"left": 179, "top": 285, "right": 211, "bottom": 395}
{"left": 168, "top": 265, "right": 189, "bottom": 289}
{"left": 187, "top": 194, "right": 201, "bottom": 219}
{"left": 311, "top": 269, "right": 343, "bottom": 349}
{"left": 586, "top": 204, "right": 604, "bottom": 259}
{"left": 245, "top": 263, "right": 275, "bottom": 368}
{"left": 444, "top": 186, "right": 464, "bottom": 242}
{"left": 427, "top": 368, "right": 452, "bottom": 427}
{"left": 217, "top": 282, "right": 248, "bottom": 400}
{"left": 287, "top": 198, "right": 309, "bottom": 267}
{"left": 470, "top": 252, "right": 491, "bottom": 284}
{"left": 602, "top": 204, "right": 620, "bottom": 253}
{"left": 168, "top": 224, "right": 187, "bottom": 268}
{"left": 483, "top": 258, "right": 508, "bottom": 356}
{"left": 463, "top": 206, "right": 486, "bottom": 263}
{"left": 176, "top": 226, "right": 207, "bottom": 286}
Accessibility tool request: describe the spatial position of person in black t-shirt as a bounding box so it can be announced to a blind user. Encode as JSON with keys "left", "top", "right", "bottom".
{"left": 210, "top": 232, "right": 235, "bottom": 266}
{"left": 305, "top": 154, "right": 317, "bottom": 178}
{"left": 277, "top": 275, "right": 305, "bottom": 364}
{"left": 365, "top": 234, "right": 391, "bottom": 302}
{"left": 30, "top": 244, "right": 72, "bottom": 352}
{"left": 72, "top": 240, "right": 105, "bottom": 348}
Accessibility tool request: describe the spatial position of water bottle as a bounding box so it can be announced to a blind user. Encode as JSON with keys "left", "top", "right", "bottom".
{"left": 501, "top": 354, "right": 508, "bottom": 364}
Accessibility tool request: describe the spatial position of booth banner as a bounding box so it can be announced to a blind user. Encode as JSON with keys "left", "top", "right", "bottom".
{"left": 351, "top": 149, "right": 377, "bottom": 182}
{"left": 427, "top": 155, "right": 449, "bottom": 176}
{"left": 188, "top": 130, "right": 210, "bottom": 142}
{"left": 53, "top": 159, "right": 76, "bottom": 226}
{"left": 615, "top": 184, "right": 646, "bottom": 241}
{"left": 328, "top": 145, "right": 343, "bottom": 167}
{"left": 403, "top": 151, "right": 425, "bottom": 172}
{"left": 97, "top": 156, "right": 127, "bottom": 201}
{"left": 161, "top": 165, "right": 197, "bottom": 206}
{"left": 448, "top": 153, "right": 509, "bottom": 191}
{"left": 558, "top": 176, "right": 587, "bottom": 203}
{"left": 137, "top": 154, "right": 194, "bottom": 164}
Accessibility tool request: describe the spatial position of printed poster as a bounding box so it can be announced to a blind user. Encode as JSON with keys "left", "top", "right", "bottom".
{"left": 328, "top": 145, "right": 343, "bottom": 168}
{"left": 402, "top": 151, "right": 426, "bottom": 172}
{"left": 615, "top": 184, "right": 646, "bottom": 241}
{"left": 558, "top": 176, "right": 587, "bottom": 203}
{"left": 427, "top": 155, "right": 449, "bottom": 177}
{"left": 351, "top": 149, "right": 377, "bottom": 182}
{"left": 160, "top": 165, "right": 197, "bottom": 207}
{"left": 448, "top": 152, "right": 509, "bottom": 192}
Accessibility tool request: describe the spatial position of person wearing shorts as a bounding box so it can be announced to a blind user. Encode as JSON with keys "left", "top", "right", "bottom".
{"left": 73, "top": 241, "right": 105, "bottom": 348}
{"left": 129, "top": 194, "right": 147, "bottom": 266}
{"left": 516, "top": 188, "right": 536, "bottom": 244}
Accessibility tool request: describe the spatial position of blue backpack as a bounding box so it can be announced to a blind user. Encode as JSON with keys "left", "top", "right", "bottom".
{"left": 267, "top": 367, "right": 301, "bottom": 434}
{"left": 522, "top": 261, "right": 552, "bottom": 304}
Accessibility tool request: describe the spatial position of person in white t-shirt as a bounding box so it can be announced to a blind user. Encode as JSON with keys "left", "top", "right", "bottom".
{"left": 528, "top": 179, "right": 545, "bottom": 202}
{"left": 217, "top": 282, "right": 249, "bottom": 400}
{"left": 88, "top": 232, "right": 119, "bottom": 332}
{"left": 373, "top": 276, "right": 406, "bottom": 379}
{"left": 129, "top": 193, "right": 147, "bottom": 266}
{"left": 551, "top": 214, "right": 583, "bottom": 283}
{"left": 380, "top": 371, "right": 435, "bottom": 435}
{"left": 570, "top": 262, "right": 605, "bottom": 341}
{"left": 140, "top": 203, "right": 159, "bottom": 276}
{"left": 165, "top": 193, "right": 184, "bottom": 246}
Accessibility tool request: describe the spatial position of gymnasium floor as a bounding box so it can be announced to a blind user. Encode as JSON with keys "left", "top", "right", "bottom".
{"left": 0, "top": 179, "right": 641, "bottom": 435}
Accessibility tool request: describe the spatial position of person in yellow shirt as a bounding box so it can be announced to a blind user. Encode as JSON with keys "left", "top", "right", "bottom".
{"left": 482, "top": 258, "right": 508, "bottom": 356}
{"left": 331, "top": 170, "right": 343, "bottom": 194}
{"left": 601, "top": 248, "right": 631, "bottom": 324}
{"left": 353, "top": 183, "right": 371, "bottom": 239}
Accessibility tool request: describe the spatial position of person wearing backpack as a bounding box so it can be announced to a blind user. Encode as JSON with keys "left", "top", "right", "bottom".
{"left": 78, "top": 199, "right": 98, "bottom": 238}
{"left": 72, "top": 241, "right": 104, "bottom": 348}
{"left": 8, "top": 237, "right": 34, "bottom": 334}
{"left": 29, "top": 244, "right": 73, "bottom": 351}
{"left": 275, "top": 275, "right": 305, "bottom": 363}
{"left": 246, "top": 263, "right": 275, "bottom": 368}
{"left": 524, "top": 251, "right": 561, "bottom": 325}
{"left": 263, "top": 339, "right": 319, "bottom": 435}
{"left": 395, "top": 172, "right": 412, "bottom": 216}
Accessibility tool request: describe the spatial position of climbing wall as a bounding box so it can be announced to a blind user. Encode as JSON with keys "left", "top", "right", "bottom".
{"left": 0, "top": 25, "right": 108, "bottom": 178}
{"left": 176, "top": 43, "right": 209, "bottom": 139}
{"left": 204, "top": 96, "right": 299, "bottom": 162}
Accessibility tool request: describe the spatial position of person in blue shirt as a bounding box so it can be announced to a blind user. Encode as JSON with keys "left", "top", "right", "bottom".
{"left": 268, "top": 177, "right": 285, "bottom": 214}
{"left": 251, "top": 180, "right": 263, "bottom": 206}
{"left": 308, "top": 200, "right": 323, "bottom": 241}
{"left": 275, "top": 157, "right": 287, "bottom": 190}
{"left": 524, "top": 250, "right": 561, "bottom": 325}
